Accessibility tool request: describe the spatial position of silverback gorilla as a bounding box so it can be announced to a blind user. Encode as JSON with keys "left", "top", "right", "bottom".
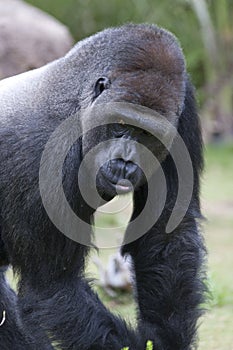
{"left": 0, "top": 24, "right": 206, "bottom": 349}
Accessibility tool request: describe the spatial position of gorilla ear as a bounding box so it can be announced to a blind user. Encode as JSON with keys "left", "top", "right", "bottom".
{"left": 94, "top": 77, "right": 111, "bottom": 99}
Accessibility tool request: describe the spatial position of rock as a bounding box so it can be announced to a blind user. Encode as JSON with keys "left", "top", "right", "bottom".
{"left": 0, "top": 0, "right": 74, "bottom": 79}
{"left": 93, "top": 252, "right": 133, "bottom": 297}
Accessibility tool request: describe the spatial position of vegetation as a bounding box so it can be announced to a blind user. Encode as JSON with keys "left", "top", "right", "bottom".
{"left": 122, "top": 340, "right": 153, "bottom": 350}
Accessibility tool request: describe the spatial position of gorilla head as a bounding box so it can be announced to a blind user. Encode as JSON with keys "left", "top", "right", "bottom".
{"left": 68, "top": 24, "right": 187, "bottom": 200}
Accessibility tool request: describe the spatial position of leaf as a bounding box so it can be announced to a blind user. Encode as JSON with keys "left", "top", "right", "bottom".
{"left": 146, "top": 340, "right": 153, "bottom": 350}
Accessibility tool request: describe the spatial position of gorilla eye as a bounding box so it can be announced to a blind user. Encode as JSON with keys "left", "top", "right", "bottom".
{"left": 94, "top": 77, "right": 110, "bottom": 99}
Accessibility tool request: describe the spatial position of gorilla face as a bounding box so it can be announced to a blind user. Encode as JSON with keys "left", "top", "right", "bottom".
{"left": 81, "top": 116, "right": 172, "bottom": 199}
{"left": 80, "top": 102, "right": 176, "bottom": 200}
{"left": 90, "top": 123, "right": 152, "bottom": 198}
{"left": 77, "top": 25, "right": 186, "bottom": 199}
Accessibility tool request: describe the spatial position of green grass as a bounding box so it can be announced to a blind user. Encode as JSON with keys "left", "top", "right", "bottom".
{"left": 122, "top": 340, "right": 154, "bottom": 350}
{"left": 202, "top": 143, "right": 233, "bottom": 202}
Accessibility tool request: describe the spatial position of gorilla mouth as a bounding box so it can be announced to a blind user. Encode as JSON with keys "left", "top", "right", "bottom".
{"left": 98, "top": 159, "right": 143, "bottom": 197}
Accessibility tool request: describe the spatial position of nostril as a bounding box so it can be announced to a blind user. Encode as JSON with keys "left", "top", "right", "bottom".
{"left": 125, "top": 161, "right": 138, "bottom": 178}
{"left": 109, "top": 158, "right": 124, "bottom": 170}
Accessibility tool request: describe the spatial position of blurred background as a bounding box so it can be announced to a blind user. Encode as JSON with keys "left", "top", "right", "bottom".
{"left": 1, "top": 0, "right": 232, "bottom": 349}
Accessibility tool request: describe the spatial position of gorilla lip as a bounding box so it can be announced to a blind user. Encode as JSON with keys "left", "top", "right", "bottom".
{"left": 115, "top": 180, "right": 133, "bottom": 194}
{"left": 100, "top": 173, "right": 133, "bottom": 195}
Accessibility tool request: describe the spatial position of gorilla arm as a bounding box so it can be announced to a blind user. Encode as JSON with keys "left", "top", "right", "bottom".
{"left": 0, "top": 268, "right": 35, "bottom": 350}
{"left": 123, "top": 79, "right": 206, "bottom": 349}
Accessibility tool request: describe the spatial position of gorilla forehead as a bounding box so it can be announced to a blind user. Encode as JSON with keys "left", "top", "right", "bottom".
{"left": 69, "top": 24, "right": 185, "bottom": 75}
{"left": 66, "top": 24, "right": 186, "bottom": 115}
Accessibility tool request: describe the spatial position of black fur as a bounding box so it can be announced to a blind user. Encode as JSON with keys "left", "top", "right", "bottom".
{"left": 0, "top": 24, "right": 206, "bottom": 349}
{"left": 0, "top": 267, "right": 35, "bottom": 349}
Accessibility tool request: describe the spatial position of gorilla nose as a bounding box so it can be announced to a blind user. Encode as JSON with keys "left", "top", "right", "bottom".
{"left": 109, "top": 159, "right": 137, "bottom": 178}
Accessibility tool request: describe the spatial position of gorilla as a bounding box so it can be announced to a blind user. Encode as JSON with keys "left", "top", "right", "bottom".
{"left": 0, "top": 24, "right": 206, "bottom": 349}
